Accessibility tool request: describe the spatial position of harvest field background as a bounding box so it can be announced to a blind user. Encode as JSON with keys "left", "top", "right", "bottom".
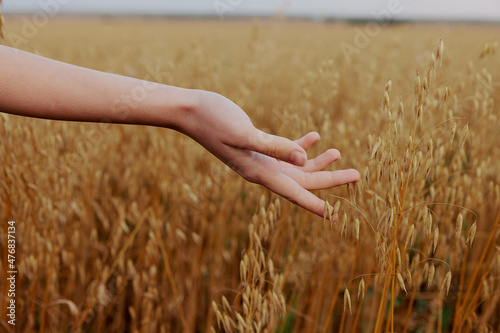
{"left": 1, "top": 18, "right": 500, "bottom": 332}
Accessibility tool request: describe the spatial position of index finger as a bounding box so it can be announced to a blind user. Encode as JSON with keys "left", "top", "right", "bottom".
{"left": 242, "top": 129, "right": 308, "bottom": 167}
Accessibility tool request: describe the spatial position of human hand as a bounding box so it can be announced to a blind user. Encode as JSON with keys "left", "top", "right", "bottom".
{"left": 0, "top": 46, "right": 359, "bottom": 219}
{"left": 181, "top": 91, "right": 361, "bottom": 219}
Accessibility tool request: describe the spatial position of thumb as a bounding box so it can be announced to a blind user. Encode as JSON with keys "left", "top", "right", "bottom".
{"left": 246, "top": 129, "right": 308, "bottom": 166}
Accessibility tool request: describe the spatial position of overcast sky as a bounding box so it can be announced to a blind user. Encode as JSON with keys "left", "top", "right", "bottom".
{"left": 3, "top": 0, "right": 500, "bottom": 21}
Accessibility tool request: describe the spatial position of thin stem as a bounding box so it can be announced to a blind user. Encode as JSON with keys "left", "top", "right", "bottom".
{"left": 151, "top": 208, "right": 189, "bottom": 331}
{"left": 351, "top": 297, "right": 365, "bottom": 333}
{"left": 321, "top": 242, "right": 354, "bottom": 333}
{"left": 453, "top": 211, "right": 500, "bottom": 332}
{"left": 402, "top": 291, "right": 416, "bottom": 332}
{"left": 374, "top": 273, "right": 389, "bottom": 333}
{"left": 452, "top": 242, "right": 469, "bottom": 329}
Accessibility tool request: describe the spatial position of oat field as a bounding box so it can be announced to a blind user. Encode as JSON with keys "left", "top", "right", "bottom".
{"left": 1, "top": 18, "right": 499, "bottom": 333}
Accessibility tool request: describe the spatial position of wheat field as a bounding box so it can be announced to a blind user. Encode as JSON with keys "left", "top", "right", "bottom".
{"left": 1, "top": 18, "right": 499, "bottom": 333}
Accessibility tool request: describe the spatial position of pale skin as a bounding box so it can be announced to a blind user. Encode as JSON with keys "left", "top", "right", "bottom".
{"left": 0, "top": 45, "right": 360, "bottom": 218}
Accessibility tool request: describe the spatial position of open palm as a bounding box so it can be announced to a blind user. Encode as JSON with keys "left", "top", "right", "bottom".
{"left": 184, "top": 91, "right": 361, "bottom": 218}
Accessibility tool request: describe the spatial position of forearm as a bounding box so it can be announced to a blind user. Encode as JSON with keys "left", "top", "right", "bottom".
{"left": 0, "top": 45, "right": 198, "bottom": 129}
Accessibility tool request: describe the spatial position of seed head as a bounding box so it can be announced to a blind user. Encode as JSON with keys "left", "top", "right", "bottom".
{"left": 222, "top": 296, "right": 232, "bottom": 313}
{"left": 405, "top": 224, "right": 415, "bottom": 249}
{"left": 341, "top": 213, "right": 348, "bottom": 239}
{"left": 405, "top": 268, "right": 413, "bottom": 289}
{"left": 355, "top": 218, "right": 360, "bottom": 242}
{"left": 460, "top": 123, "right": 469, "bottom": 148}
{"left": 427, "top": 263, "right": 435, "bottom": 288}
{"left": 323, "top": 199, "right": 330, "bottom": 225}
{"left": 396, "top": 246, "right": 402, "bottom": 269}
{"left": 235, "top": 313, "right": 246, "bottom": 330}
{"left": 433, "top": 227, "right": 439, "bottom": 253}
{"left": 456, "top": 213, "right": 463, "bottom": 239}
{"left": 450, "top": 121, "right": 457, "bottom": 145}
{"left": 268, "top": 259, "right": 274, "bottom": 278}
{"left": 344, "top": 288, "right": 352, "bottom": 314}
{"left": 371, "top": 138, "right": 382, "bottom": 160}
{"left": 333, "top": 200, "right": 341, "bottom": 218}
{"left": 397, "top": 272, "right": 407, "bottom": 295}
{"left": 383, "top": 91, "right": 390, "bottom": 110}
{"left": 437, "top": 39, "right": 445, "bottom": 66}
{"left": 467, "top": 223, "right": 477, "bottom": 247}
{"left": 417, "top": 105, "right": 423, "bottom": 124}
{"left": 427, "top": 139, "right": 433, "bottom": 158}
{"left": 415, "top": 71, "right": 421, "bottom": 96}
{"left": 441, "top": 271, "right": 452, "bottom": 296}
{"left": 358, "top": 278, "right": 366, "bottom": 301}
{"left": 398, "top": 100, "right": 404, "bottom": 123}
{"left": 385, "top": 79, "right": 392, "bottom": 93}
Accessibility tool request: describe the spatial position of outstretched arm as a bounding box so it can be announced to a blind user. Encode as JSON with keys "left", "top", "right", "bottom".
{"left": 0, "top": 45, "right": 360, "bottom": 218}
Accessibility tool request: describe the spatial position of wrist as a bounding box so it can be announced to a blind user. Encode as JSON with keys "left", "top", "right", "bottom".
{"left": 165, "top": 88, "right": 218, "bottom": 134}
{"left": 134, "top": 85, "right": 202, "bottom": 131}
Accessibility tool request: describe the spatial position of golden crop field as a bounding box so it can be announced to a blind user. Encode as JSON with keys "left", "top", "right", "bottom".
{"left": 1, "top": 18, "right": 499, "bottom": 333}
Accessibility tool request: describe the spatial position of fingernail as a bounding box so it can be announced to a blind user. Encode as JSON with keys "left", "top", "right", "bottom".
{"left": 290, "top": 151, "right": 307, "bottom": 166}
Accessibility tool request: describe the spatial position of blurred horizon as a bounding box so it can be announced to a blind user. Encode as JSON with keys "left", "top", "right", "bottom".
{"left": 3, "top": 0, "right": 500, "bottom": 22}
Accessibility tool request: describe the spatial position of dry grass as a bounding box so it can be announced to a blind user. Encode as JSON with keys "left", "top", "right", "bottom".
{"left": 0, "top": 18, "right": 499, "bottom": 332}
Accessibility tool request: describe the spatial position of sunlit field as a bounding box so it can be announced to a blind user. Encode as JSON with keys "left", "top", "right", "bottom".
{"left": 1, "top": 18, "right": 499, "bottom": 332}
